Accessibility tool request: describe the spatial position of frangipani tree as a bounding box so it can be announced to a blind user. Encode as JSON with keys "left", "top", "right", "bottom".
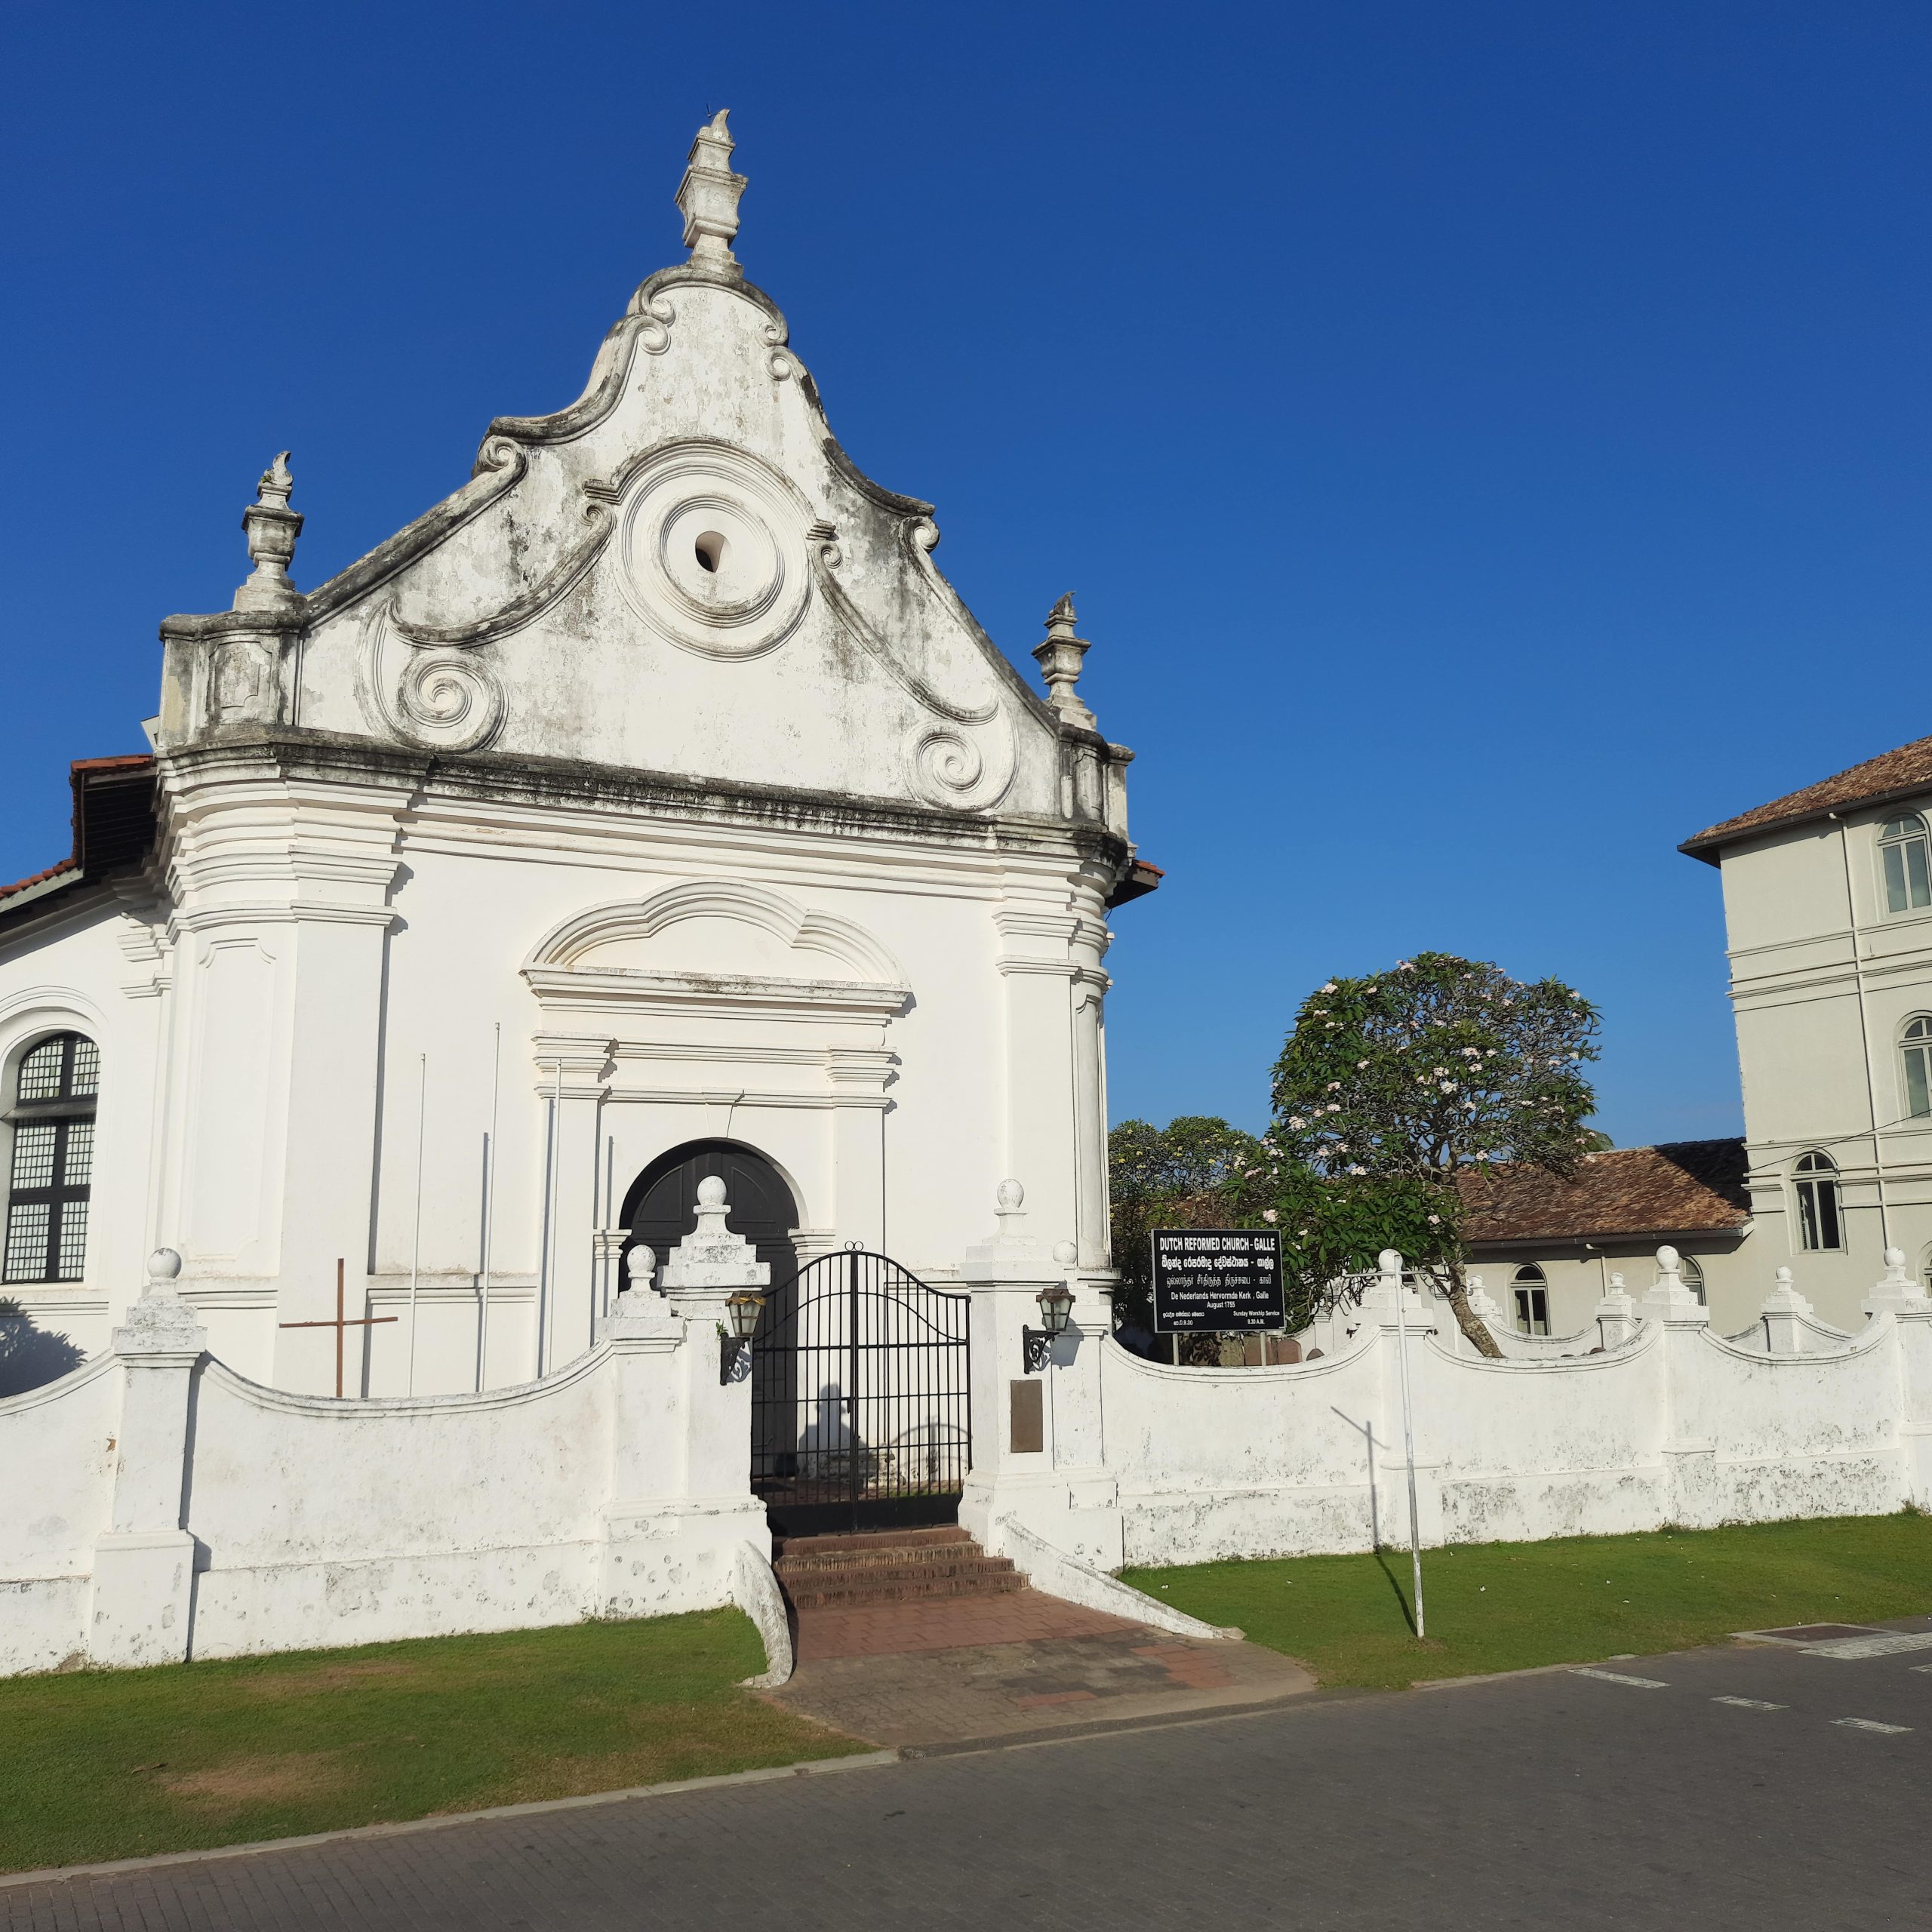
{"left": 1249, "top": 952, "right": 1601, "bottom": 1358}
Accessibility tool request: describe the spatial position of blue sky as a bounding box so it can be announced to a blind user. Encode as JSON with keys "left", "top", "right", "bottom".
{"left": 4, "top": 2, "right": 1927, "bottom": 1147}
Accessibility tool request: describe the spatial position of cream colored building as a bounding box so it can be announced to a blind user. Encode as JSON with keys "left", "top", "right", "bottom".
{"left": 1680, "top": 736, "right": 1932, "bottom": 1331}
{"left": 1466, "top": 734, "right": 1932, "bottom": 1343}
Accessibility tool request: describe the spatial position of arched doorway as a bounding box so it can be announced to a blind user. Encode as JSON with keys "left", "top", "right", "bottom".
{"left": 620, "top": 1139, "right": 799, "bottom": 1287}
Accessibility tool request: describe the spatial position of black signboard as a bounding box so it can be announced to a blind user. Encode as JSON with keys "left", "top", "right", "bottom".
{"left": 1150, "top": 1229, "right": 1284, "bottom": 1333}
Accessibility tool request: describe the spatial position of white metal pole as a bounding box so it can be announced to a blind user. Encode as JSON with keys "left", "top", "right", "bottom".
{"left": 1384, "top": 1247, "right": 1426, "bottom": 1639}
{"left": 407, "top": 1052, "right": 426, "bottom": 1395}
{"left": 478, "top": 1022, "right": 500, "bottom": 1392}
{"left": 539, "top": 1058, "right": 561, "bottom": 1375}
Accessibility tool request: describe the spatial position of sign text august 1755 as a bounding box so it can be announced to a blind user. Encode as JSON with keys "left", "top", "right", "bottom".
{"left": 1149, "top": 1229, "right": 1284, "bottom": 1334}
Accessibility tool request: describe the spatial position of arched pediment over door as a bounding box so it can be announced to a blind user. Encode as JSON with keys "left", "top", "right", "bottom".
{"left": 521, "top": 879, "right": 910, "bottom": 1295}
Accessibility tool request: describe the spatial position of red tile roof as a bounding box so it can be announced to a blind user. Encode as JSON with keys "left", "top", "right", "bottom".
{"left": 0, "top": 857, "right": 78, "bottom": 903}
{"left": 0, "top": 755, "right": 157, "bottom": 915}
{"left": 1681, "top": 734, "right": 1932, "bottom": 863}
{"left": 1457, "top": 1139, "right": 1751, "bottom": 1246}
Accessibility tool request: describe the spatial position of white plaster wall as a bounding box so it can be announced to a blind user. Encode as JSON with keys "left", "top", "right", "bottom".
{"left": 0, "top": 898, "right": 166, "bottom": 1369}
{"left": 1090, "top": 1305, "right": 1928, "bottom": 1570}
{"left": 182, "top": 1356, "right": 616, "bottom": 1657}
{"left": 0, "top": 1355, "right": 122, "bottom": 1671}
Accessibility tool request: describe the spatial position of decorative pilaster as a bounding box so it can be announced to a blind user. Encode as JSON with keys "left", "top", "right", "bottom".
{"left": 534, "top": 1035, "right": 611, "bottom": 1374}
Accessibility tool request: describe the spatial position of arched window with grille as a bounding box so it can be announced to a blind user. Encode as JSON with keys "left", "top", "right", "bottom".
{"left": 1679, "top": 1255, "right": 1707, "bottom": 1305}
{"left": 2, "top": 1032, "right": 99, "bottom": 1284}
{"left": 1511, "top": 1263, "right": 1550, "bottom": 1336}
{"left": 1903, "top": 1016, "right": 1932, "bottom": 1120}
{"left": 1879, "top": 814, "right": 1932, "bottom": 916}
{"left": 1792, "top": 1151, "right": 1843, "bottom": 1254}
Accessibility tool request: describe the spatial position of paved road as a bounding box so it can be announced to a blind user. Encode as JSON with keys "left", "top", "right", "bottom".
{"left": 8, "top": 1639, "right": 1930, "bottom": 1929}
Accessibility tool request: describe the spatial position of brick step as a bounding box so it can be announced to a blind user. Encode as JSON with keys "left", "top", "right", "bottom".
{"left": 774, "top": 1549, "right": 1014, "bottom": 1582}
{"left": 776, "top": 1557, "right": 1017, "bottom": 1595}
{"left": 783, "top": 1570, "right": 1026, "bottom": 1611}
{"left": 773, "top": 1524, "right": 971, "bottom": 1559}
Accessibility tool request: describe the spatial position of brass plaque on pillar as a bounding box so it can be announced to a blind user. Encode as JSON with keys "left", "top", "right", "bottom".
{"left": 1009, "top": 1378, "right": 1044, "bottom": 1454}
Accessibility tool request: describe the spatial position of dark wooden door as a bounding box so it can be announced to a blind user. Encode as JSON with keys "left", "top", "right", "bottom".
{"left": 620, "top": 1140, "right": 799, "bottom": 1287}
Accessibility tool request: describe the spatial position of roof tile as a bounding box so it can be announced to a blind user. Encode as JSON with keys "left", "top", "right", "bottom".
{"left": 1458, "top": 1139, "right": 1750, "bottom": 1244}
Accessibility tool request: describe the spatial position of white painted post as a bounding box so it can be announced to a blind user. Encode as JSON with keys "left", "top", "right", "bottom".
{"left": 1641, "top": 1244, "right": 1715, "bottom": 1527}
{"left": 89, "top": 1251, "right": 208, "bottom": 1668}
{"left": 478, "top": 1021, "right": 500, "bottom": 1392}
{"left": 406, "top": 1052, "right": 426, "bottom": 1395}
{"left": 1759, "top": 1266, "right": 1814, "bottom": 1354}
{"left": 1383, "top": 1248, "right": 1425, "bottom": 1639}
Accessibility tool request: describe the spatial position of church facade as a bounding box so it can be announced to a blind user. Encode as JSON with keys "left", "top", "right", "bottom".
{"left": 0, "top": 113, "right": 1154, "bottom": 1398}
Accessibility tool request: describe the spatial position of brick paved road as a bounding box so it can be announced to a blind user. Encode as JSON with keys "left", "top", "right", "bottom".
{"left": 9, "top": 1640, "right": 1929, "bottom": 1929}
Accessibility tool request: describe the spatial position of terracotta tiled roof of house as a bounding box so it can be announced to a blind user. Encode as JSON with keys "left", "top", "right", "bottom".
{"left": 1681, "top": 734, "right": 1932, "bottom": 864}
{"left": 1457, "top": 1138, "right": 1750, "bottom": 1246}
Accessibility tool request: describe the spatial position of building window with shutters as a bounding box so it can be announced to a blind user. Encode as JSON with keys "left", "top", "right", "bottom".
{"left": 2, "top": 1032, "right": 99, "bottom": 1284}
{"left": 1512, "top": 1263, "right": 1550, "bottom": 1336}
{"left": 1903, "top": 1016, "right": 1932, "bottom": 1120}
{"left": 1792, "top": 1151, "right": 1843, "bottom": 1253}
{"left": 1879, "top": 813, "right": 1932, "bottom": 916}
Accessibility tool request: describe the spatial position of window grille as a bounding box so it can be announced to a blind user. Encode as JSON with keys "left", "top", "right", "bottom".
{"left": 2, "top": 1032, "right": 98, "bottom": 1284}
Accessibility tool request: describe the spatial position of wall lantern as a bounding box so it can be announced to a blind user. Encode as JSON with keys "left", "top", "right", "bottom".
{"left": 724, "top": 1290, "right": 765, "bottom": 1353}
{"left": 1023, "top": 1283, "right": 1075, "bottom": 1374}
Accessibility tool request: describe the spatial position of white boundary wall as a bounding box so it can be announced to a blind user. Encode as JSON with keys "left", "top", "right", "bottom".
{"left": 964, "top": 1245, "right": 1932, "bottom": 1577}
{"left": 8, "top": 1234, "right": 1932, "bottom": 1678}
{"left": 0, "top": 1253, "right": 769, "bottom": 1677}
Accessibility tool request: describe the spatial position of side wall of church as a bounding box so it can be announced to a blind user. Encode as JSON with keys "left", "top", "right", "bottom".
{"left": 0, "top": 894, "right": 168, "bottom": 1377}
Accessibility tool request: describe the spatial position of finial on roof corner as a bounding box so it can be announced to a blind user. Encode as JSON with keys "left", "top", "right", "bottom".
{"left": 1032, "top": 593, "right": 1096, "bottom": 730}
{"left": 233, "top": 451, "right": 304, "bottom": 613}
{"left": 676, "top": 108, "right": 747, "bottom": 279}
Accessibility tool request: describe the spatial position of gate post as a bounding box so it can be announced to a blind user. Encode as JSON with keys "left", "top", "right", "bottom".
{"left": 957, "top": 1181, "right": 1123, "bottom": 1571}
{"left": 598, "top": 1180, "right": 771, "bottom": 1619}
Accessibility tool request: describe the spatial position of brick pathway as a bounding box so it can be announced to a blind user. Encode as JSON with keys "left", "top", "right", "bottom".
{"left": 768, "top": 1583, "right": 1314, "bottom": 1747}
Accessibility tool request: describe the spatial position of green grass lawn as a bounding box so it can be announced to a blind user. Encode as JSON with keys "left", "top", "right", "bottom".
{"left": 0, "top": 1609, "right": 866, "bottom": 1876}
{"left": 1122, "top": 1511, "right": 1932, "bottom": 1692}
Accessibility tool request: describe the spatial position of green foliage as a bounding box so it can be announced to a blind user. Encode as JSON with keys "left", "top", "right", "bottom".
{"left": 1250, "top": 952, "right": 1601, "bottom": 1279}
{"left": 1108, "top": 1116, "right": 1264, "bottom": 1331}
{"left": 1122, "top": 1512, "right": 1932, "bottom": 1691}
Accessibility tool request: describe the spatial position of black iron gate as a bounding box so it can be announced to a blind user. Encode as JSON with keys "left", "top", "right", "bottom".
{"left": 750, "top": 1248, "right": 971, "bottom": 1536}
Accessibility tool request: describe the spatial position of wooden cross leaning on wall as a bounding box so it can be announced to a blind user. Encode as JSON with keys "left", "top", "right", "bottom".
{"left": 278, "top": 1258, "right": 397, "bottom": 1399}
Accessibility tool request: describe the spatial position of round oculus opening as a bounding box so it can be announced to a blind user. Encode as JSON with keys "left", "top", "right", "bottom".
{"left": 693, "top": 531, "right": 728, "bottom": 574}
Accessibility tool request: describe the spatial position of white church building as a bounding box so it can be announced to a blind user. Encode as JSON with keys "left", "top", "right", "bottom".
{"left": 0, "top": 111, "right": 1155, "bottom": 1401}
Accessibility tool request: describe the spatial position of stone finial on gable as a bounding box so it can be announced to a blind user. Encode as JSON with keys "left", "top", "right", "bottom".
{"left": 1032, "top": 594, "right": 1096, "bottom": 730}
{"left": 234, "top": 451, "right": 304, "bottom": 612}
{"left": 676, "top": 109, "right": 746, "bottom": 278}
